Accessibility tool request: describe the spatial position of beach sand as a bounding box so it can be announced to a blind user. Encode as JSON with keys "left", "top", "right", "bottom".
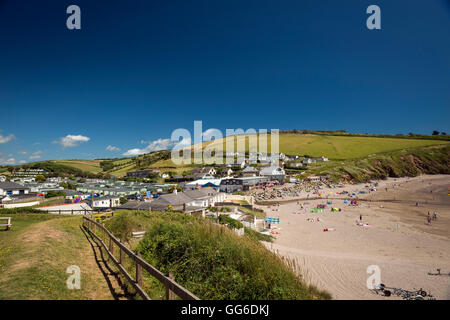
{"left": 257, "top": 174, "right": 450, "bottom": 300}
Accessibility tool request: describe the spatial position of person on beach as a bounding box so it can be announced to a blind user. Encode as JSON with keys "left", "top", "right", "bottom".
{"left": 427, "top": 212, "right": 431, "bottom": 225}
{"left": 432, "top": 212, "right": 437, "bottom": 220}
{"left": 360, "top": 214, "right": 362, "bottom": 221}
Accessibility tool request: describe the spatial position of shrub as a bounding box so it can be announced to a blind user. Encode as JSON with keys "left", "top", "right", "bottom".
{"left": 218, "top": 214, "right": 243, "bottom": 229}
{"left": 136, "top": 214, "right": 330, "bottom": 299}
{"left": 0, "top": 207, "right": 44, "bottom": 214}
{"left": 45, "top": 190, "right": 66, "bottom": 198}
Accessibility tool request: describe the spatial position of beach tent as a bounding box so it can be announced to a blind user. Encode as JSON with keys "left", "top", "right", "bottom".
{"left": 310, "top": 208, "right": 323, "bottom": 213}
{"left": 344, "top": 200, "right": 349, "bottom": 204}
{"left": 331, "top": 207, "right": 339, "bottom": 212}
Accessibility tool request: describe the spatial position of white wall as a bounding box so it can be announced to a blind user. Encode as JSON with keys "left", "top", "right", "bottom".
{"left": 3, "top": 201, "right": 40, "bottom": 209}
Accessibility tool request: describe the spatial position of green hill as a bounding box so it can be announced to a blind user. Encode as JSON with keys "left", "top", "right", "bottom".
{"left": 199, "top": 133, "right": 449, "bottom": 160}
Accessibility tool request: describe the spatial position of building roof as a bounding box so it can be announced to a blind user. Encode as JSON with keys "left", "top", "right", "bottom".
{"left": 185, "top": 179, "right": 222, "bottom": 187}
{"left": 0, "top": 182, "right": 30, "bottom": 190}
{"left": 151, "top": 192, "right": 195, "bottom": 206}
{"left": 117, "top": 201, "right": 153, "bottom": 210}
{"left": 183, "top": 187, "right": 219, "bottom": 200}
{"left": 260, "top": 166, "right": 285, "bottom": 175}
{"left": 242, "top": 166, "right": 259, "bottom": 172}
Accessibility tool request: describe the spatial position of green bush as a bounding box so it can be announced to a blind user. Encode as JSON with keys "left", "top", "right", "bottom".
{"left": 45, "top": 190, "right": 66, "bottom": 198}
{"left": 218, "top": 214, "right": 243, "bottom": 229}
{"left": 136, "top": 214, "right": 330, "bottom": 299}
{"left": 0, "top": 207, "right": 44, "bottom": 214}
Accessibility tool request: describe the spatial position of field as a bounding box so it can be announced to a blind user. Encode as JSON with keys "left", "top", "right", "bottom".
{"left": 107, "top": 162, "right": 137, "bottom": 177}
{"left": 143, "top": 134, "right": 450, "bottom": 179}
{"left": 52, "top": 160, "right": 102, "bottom": 173}
{"left": 201, "top": 133, "right": 449, "bottom": 160}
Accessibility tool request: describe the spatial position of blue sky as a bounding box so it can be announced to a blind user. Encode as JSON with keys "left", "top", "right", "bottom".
{"left": 0, "top": 0, "right": 449, "bottom": 164}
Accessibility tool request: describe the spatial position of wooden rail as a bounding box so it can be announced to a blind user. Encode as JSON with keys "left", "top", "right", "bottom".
{"left": 0, "top": 217, "right": 12, "bottom": 230}
{"left": 82, "top": 216, "right": 200, "bottom": 300}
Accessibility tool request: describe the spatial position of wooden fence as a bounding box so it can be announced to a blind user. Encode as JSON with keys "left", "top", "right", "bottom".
{"left": 82, "top": 216, "right": 199, "bottom": 301}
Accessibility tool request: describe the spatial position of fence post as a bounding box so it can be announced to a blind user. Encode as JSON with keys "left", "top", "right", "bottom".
{"left": 71, "top": 209, "right": 74, "bottom": 215}
{"left": 166, "top": 273, "right": 174, "bottom": 300}
{"left": 109, "top": 235, "right": 115, "bottom": 257}
{"left": 136, "top": 252, "right": 143, "bottom": 287}
{"left": 119, "top": 239, "right": 124, "bottom": 265}
{"left": 108, "top": 237, "right": 114, "bottom": 260}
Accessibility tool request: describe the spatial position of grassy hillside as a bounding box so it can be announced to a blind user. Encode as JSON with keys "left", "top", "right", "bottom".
{"left": 105, "top": 211, "right": 330, "bottom": 300}
{"left": 302, "top": 144, "right": 450, "bottom": 182}
{"left": 200, "top": 133, "right": 448, "bottom": 160}
{"left": 52, "top": 160, "right": 102, "bottom": 173}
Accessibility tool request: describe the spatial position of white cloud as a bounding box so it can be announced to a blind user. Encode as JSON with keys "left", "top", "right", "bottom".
{"left": 54, "top": 134, "right": 90, "bottom": 147}
{"left": 106, "top": 145, "right": 120, "bottom": 152}
{"left": 0, "top": 133, "right": 15, "bottom": 144}
{"left": 29, "top": 151, "right": 43, "bottom": 160}
{"left": 0, "top": 157, "right": 16, "bottom": 165}
{"left": 123, "top": 137, "right": 191, "bottom": 156}
{"left": 18, "top": 160, "right": 27, "bottom": 164}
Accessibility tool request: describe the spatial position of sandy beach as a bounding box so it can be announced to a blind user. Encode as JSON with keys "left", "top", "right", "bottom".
{"left": 257, "top": 174, "right": 450, "bottom": 300}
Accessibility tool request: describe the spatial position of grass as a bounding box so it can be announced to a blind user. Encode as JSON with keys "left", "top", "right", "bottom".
{"left": 105, "top": 211, "right": 330, "bottom": 300}
{"left": 52, "top": 160, "right": 102, "bottom": 173}
{"left": 108, "top": 163, "right": 137, "bottom": 177}
{"left": 0, "top": 213, "right": 112, "bottom": 299}
{"left": 300, "top": 144, "right": 450, "bottom": 182}
{"left": 200, "top": 133, "right": 448, "bottom": 160}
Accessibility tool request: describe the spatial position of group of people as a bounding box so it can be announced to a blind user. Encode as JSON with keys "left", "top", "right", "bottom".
{"left": 427, "top": 211, "right": 438, "bottom": 225}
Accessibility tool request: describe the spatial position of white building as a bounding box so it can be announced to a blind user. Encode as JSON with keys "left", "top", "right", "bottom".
{"left": 0, "top": 182, "right": 30, "bottom": 196}
{"left": 260, "top": 166, "right": 286, "bottom": 181}
{"left": 87, "top": 196, "right": 121, "bottom": 209}
{"left": 302, "top": 158, "right": 316, "bottom": 164}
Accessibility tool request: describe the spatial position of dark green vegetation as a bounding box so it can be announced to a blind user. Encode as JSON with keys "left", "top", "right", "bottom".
{"left": 44, "top": 190, "right": 66, "bottom": 198}
{"left": 0, "top": 208, "right": 44, "bottom": 215}
{"left": 105, "top": 211, "right": 330, "bottom": 300}
{"left": 218, "top": 214, "right": 243, "bottom": 229}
